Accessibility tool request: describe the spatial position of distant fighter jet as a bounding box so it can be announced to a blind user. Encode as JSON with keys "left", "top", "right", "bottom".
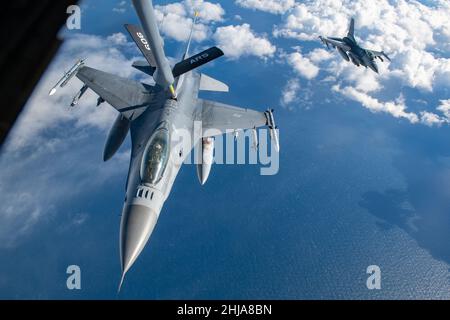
{"left": 49, "top": 0, "right": 279, "bottom": 290}
{"left": 319, "top": 18, "right": 391, "bottom": 73}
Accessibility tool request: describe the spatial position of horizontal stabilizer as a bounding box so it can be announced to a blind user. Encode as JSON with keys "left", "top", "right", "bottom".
{"left": 132, "top": 60, "right": 156, "bottom": 76}
{"left": 125, "top": 24, "right": 157, "bottom": 67}
{"left": 172, "top": 47, "right": 224, "bottom": 78}
{"left": 200, "top": 74, "right": 229, "bottom": 92}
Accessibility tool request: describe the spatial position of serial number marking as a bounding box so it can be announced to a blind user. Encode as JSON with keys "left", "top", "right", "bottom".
{"left": 190, "top": 53, "right": 209, "bottom": 64}
{"left": 136, "top": 32, "right": 151, "bottom": 51}
{"left": 221, "top": 304, "right": 272, "bottom": 317}
{"left": 177, "top": 304, "right": 272, "bottom": 318}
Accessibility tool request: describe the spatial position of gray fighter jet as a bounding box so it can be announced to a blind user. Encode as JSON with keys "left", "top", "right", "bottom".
{"left": 49, "top": 0, "right": 279, "bottom": 290}
{"left": 319, "top": 18, "right": 391, "bottom": 73}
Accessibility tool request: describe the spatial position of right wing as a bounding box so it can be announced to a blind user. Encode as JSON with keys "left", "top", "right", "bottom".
{"left": 319, "top": 36, "right": 351, "bottom": 51}
{"left": 76, "top": 66, "right": 154, "bottom": 120}
{"left": 365, "top": 49, "right": 391, "bottom": 62}
{"left": 200, "top": 99, "right": 268, "bottom": 137}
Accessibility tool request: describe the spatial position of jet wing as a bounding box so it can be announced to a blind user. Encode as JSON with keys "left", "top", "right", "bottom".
{"left": 200, "top": 99, "right": 267, "bottom": 137}
{"left": 366, "top": 49, "right": 391, "bottom": 62}
{"left": 76, "top": 66, "right": 154, "bottom": 120}
{"left": 319, "top": 36, "right": 351, "bottom": 51}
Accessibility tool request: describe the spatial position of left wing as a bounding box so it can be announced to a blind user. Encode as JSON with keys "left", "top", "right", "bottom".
{"left": 76, "top": 66, "right": 155, "bottom": 120}
{"left": 366, "top": 49, "right": 391, "bottom": 62}
{"left": 319, "top": 36, "right": 351, "bottom": 51}
{"left": 200, "top": 99, "right": 267, "bottom": 137}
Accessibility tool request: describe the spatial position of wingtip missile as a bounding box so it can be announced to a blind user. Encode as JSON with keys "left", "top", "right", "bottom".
{"left": 252, "top": 127, "right": 259, "bottom": 150}
{"left": 49, "top": 88, "right": 57, "bottom": 96}
{"left": 265, "top": 109, "right": 280, "bottom": 153}
{"left": 48, "top": 59, "right": 85, "bottom": 96}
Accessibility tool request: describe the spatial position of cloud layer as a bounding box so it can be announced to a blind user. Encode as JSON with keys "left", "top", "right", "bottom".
{"left": 3, "top": 0, "right": 450, "bottom": 248}
{"left": 235, "top": 0, "right": 295, "bottom": 14}
{"left": 0, "top": 33, "right": 135, "bottom": 247}
{"left": 270, "top": 0, "right": 450, "bottom": 125}
{"left": 154, "top": 1, "right": 276, "bottom": 60}
{"left": 155, "top": 0, "right": 225, "bottom": 42}
{"left": 213, "top": 24, "right": 276, "bottom": 60}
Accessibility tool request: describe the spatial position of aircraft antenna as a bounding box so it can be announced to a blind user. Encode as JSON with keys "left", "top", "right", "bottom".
{"left": 183, "top": 10, "right": 199, "bottom": 59}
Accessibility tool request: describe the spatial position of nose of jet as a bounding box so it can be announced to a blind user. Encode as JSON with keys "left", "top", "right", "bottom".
{"left": 119, "top": 204, "right": 159, "bottom": 284}
{"left": 369, "top": 61, "right": 379, "bottom": 73}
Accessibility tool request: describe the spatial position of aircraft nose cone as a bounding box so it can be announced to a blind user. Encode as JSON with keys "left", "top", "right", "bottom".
{"left": 120, "top": 204, "right": 159, "bottom": 276}
{"left": 369, "top": 61, "right": 379, "bottom": 73}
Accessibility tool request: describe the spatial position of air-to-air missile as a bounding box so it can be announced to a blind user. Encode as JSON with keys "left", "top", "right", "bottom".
{"left": 48, "top": 59, "right": 85, "bottom": 96}
{"left": 265, "top": 109, "right": 280, "bottom": 152}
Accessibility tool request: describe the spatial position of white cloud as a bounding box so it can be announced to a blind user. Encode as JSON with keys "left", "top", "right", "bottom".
{"left": 0, "top": 33, "right": 134, "bottom": 247}
{"left": 281, "top": 78, "right": 301, "bottom": 107}
{"left": 7, "top": 33, "right": 140, "bottom": 151}
{"left": 235, "top": 0, "right": 295, "bottom": 14}
{"left": 285, "top": 51, "right": 319, "bottom": 79}
{"left": 437, "top": 99, "right": 450, "bottom": 120}
{"left": 107, "top": 32, "right": 128, "bottom": 46}
{"left": 307, "top": 48, "right": 333, "bottom": 64}
{"left": 185, "top": 0, "right": 225, "bottom": 22}
{"left": 155, "top": 0, "right": 225, "bottom": 43}
{"left": 113, "top": 0, "right": 127, "bottom": 14}
{"left": 420, "top": 111, "right": 445, "bottom": 127}
{"left": 213, "top": 24, "right": 276, "bottom": 59}
{"left": 275, "top": 0, "right": 450, "bottom": 125}
{"left": 403, "top": 100, "right": 450, "bottom": 127}
{"left": 333, "top": 85, "right": 419, "bottom": 123}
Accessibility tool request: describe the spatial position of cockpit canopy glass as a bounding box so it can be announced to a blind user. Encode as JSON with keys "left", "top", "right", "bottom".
{"left": 140, "top": 127, "right": 170, "bottom": 186}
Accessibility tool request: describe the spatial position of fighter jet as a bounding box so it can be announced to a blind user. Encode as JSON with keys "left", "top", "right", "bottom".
{"left": 319, "top": 18, "right": 391, "bottom": 73}
{"left": 49, "top": 0, "right": 279, "bottom": 290}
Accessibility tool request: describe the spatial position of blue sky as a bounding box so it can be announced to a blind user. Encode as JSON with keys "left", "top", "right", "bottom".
{"left": 1, "top": 0, "right": 450, "bottom": 299}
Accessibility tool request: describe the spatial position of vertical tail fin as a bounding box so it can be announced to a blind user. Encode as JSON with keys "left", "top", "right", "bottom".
{"left": 347, "top": 18, "right": 355, "bottom": 40}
